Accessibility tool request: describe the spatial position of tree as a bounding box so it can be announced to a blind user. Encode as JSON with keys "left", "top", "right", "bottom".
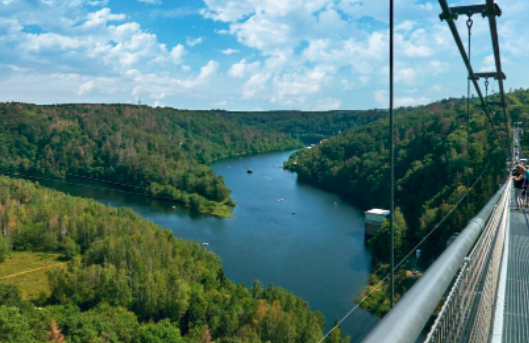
{"left": 370, "top": 208, "right": 408, "bottom": 263}
{"left": 0, "top": 306, "right": 32, "bottom": 343}
{"left": 201, "top": 326, "right": 213, "bottom": 343}
{"left": 48, "top": 317, "right": 65, "bottom": 343}
{"left": 0, "top": 285, "right": 22, "bottom": 307}
{"left": 0, "top": 234, "right": 9, "bottom": 263}
{"left": 325, "top": 319, "right": 351, "bottom": 343}
{"left": 251, "top": 280, "right": 263, "bottom": 299}
{"left": 62, "top": 237, "right": 79, "bottom": 259}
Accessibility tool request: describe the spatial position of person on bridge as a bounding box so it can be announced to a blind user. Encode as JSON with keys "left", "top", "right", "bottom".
{"left": 523, "top": 166, "right": 529, "bottom": 208}
{"left": 512, "top": 164, "right": 525, "bottom": 210}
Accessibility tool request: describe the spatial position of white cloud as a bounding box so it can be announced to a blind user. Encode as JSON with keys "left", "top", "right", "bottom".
{"left": 213, "top": 100, "right": 228, "bottom": 107}
{"left": 186, "top": 37, "right": 203, "bottom": 47}
{"left": 78, "top": 80, "right": 95, "bottom": 95}
{"left": 430, "top": 84, "right": 443, "bottom": 92}
{"left": 228, "top": 59, "right": 260, "bottom": 78}
{"left": 222, "top": 48, "right": 240, "bottom": 55}
{"left": 428, "top": 60, "right": 449, "bottom": 75}
{"left": 313, "top": 97, "right": 342, "bottom": 111}
{"left": 480, "top": 55, "right": 495, "bottom": 72}
{"left": 341, "top": 79, "right": 354, "bottom": 90}
{"left": 396, "top": 68, "right": 416, "bottom": 86}
{"left": 396, "top": 20, "right": 414, "bottom": 33}
{"left": 200, "top": 0, "right": 255, "bottom": 22}
{"left": 180, "top": 60, "right": 219, "bottom": 88}
{"left": 198, "top": 60, "right": 218, "bottom": 79}
{"left": 82, "top": 7, "right": 125, "bottom": 29}
{"left": 396, "top": 96, "right": 431, "bottom": 107}
{"left": 271, "top": 66, "right": 331, "bottom": 105}
{"left": 359, "top": 76, "right": 370, "bottom": 85}
{"left": 170, "top": 44, "right": 185, "bottom": 63}
{"left": 374, "top": 89, "right": 430, "bottom": 107}
{"left": 242, "top": 72, "right": 270, "bottom": 99}
{"left": 138, "top": 0, "right": 161, "bottom": 4}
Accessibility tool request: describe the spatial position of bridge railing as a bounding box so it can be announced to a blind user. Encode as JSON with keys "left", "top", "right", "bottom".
{"left": 361, "top": 181, "right": 511, "bottom": 343}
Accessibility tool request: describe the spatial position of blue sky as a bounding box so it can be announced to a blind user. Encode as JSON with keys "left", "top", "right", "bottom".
{"left": 0, "top": 0, "right": 527, "bottom": 111}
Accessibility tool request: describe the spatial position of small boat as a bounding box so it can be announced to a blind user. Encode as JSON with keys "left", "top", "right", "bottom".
{"left": 247, "top": 168, "right": 253, "bottom": 174}
{"left": 292, "top": 211, "right": 296, "bottom": 215}
{"left": 202, "top": 242, "right": 209, "bottom": 247}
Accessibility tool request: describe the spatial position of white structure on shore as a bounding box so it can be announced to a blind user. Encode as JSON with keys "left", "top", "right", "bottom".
{"left": 364, "top": 208, "right": 390, "bottom": 240}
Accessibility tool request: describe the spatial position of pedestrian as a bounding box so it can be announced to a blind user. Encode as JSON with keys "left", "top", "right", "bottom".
{"left": 524, "top": 166, "right": 529, "bottom": 207}
{"left": 512, "top": 164, "right": 525, "bottom": 210}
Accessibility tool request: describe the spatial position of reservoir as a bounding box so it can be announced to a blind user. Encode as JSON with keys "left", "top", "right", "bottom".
{"left": 31, "top": 149, "right": 378, "bottom": 340}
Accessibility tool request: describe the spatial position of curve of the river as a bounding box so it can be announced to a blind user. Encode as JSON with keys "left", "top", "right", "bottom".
{"left": 32, "top": 149, "right": 379, "bottom": 340}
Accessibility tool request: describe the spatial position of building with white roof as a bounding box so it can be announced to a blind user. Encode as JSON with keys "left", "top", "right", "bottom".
{"left": 365, "top": 208, "right": 390, "bottom": 239}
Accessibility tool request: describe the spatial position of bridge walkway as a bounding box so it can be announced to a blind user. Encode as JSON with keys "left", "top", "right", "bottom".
{"left": 501, "top": 188, "right": 529, "bottom": 343}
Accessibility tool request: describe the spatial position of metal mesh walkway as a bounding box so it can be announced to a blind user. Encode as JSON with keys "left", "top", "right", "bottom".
{"left": 502, "top": 190, "right": 529, "bottom": 343}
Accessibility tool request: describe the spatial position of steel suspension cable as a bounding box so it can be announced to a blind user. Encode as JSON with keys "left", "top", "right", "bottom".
{"left": 389, "top": 0, "right": 395, "bottom": 311}
{"left": 466, "top": 16, "right": 473, "bottom": 224}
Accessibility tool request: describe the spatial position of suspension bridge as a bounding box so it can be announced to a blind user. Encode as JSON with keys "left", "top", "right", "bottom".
{"left": 359, "top": 123, "right": 524, "bottom": 343}
{"left": 363, "top": 0, "right": 524, "bottom": 341}
{"left": 318, "top": 0, "right": 528, "bottom": 342}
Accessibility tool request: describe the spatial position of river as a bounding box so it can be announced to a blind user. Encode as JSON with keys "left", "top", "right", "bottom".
{"left": 33, "top": 149, "right": 379, "bottom": 340}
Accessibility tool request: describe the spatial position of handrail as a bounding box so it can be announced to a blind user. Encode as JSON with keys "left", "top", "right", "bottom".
{"left": 361, "top": 182, "right": 508, "bottom": 343}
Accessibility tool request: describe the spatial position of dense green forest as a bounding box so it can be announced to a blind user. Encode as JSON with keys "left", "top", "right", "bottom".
{"left": 0, "top": 177, "right": 350, "bottom": 343}
{"left": 0, "top": 103, "right": 380, "bottom": 218}
{"left": 284, "top": 89, "right": 529, "bottom": 315}
{"left": 218, "top": 110, "right": 388, "bottom": 144}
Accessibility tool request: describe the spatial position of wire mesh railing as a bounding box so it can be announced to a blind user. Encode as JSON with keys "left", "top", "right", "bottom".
{"left": 424, "top": 181, "right": 510, "bottom": 343}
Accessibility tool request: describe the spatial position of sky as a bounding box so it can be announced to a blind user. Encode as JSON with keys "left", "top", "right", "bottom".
{"left": 0, "top": 0, "right": 527, "bottom": 111}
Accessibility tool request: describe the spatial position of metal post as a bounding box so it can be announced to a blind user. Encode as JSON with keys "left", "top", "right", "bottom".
{"left": 389, "top": 0, "right": 395, "bottom": 309}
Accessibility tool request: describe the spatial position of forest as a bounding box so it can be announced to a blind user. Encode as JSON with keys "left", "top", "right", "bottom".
{"left": 284, "top": 89, "right": 529, "bottom": 315}
{"left": 0, "top": 177, "right": 350, "bottom": 343}
{"left": 217, "top": 109, "right": 388, "bottom": 144}
{"left": 0, "top": 103, "right": 379, "bottom": 217}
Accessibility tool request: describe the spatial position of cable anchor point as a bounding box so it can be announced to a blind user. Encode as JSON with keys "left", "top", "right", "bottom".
{"left": 466, "top": 16, "right": 474, "bottom": 32}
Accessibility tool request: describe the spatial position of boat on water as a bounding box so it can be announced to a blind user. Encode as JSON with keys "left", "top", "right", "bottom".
{"left": 202, "top": 242, "right": 209, "bottom": 247}
{"left": 247, "top": 168, "right": 253, "bottom": 174}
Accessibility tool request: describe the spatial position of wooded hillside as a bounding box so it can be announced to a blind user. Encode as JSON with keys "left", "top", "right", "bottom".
{"left": 284, "top": 89, "right": 529, "bottom": 315}
{"left": 0, "top": 103, "right": 379, "bottom": 217}
{"left": 0, "top": 176, "right": 350, "bottom": 343}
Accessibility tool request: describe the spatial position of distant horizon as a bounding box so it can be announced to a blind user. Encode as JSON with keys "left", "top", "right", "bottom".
{"left": 3, "top": 88, "right": 512, "bottom": 112}
{"left": 1, "top": 0, "right": 526, "bottom": 111}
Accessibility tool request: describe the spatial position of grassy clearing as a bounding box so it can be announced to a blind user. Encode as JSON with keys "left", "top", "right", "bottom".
{"left": 0, "top": 252, "right": 66, "bottom": 300}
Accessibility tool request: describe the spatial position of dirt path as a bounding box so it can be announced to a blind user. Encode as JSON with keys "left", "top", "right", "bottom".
{"left": 0, "top": 263, "right": 66, "bottom": 281}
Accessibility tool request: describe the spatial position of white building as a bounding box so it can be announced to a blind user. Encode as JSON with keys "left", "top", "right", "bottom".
{"left": 365, "top": 208, "right": 390, "bottom": 239}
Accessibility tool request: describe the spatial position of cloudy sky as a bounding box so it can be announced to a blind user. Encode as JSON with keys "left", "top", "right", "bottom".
{"left": 0, "top": 0, "right": 527, "bottom": 111}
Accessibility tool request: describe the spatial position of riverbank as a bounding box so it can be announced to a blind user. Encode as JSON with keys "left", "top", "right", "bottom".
{"left": 23, "top": 149, "right": 378, "bottom": 339}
